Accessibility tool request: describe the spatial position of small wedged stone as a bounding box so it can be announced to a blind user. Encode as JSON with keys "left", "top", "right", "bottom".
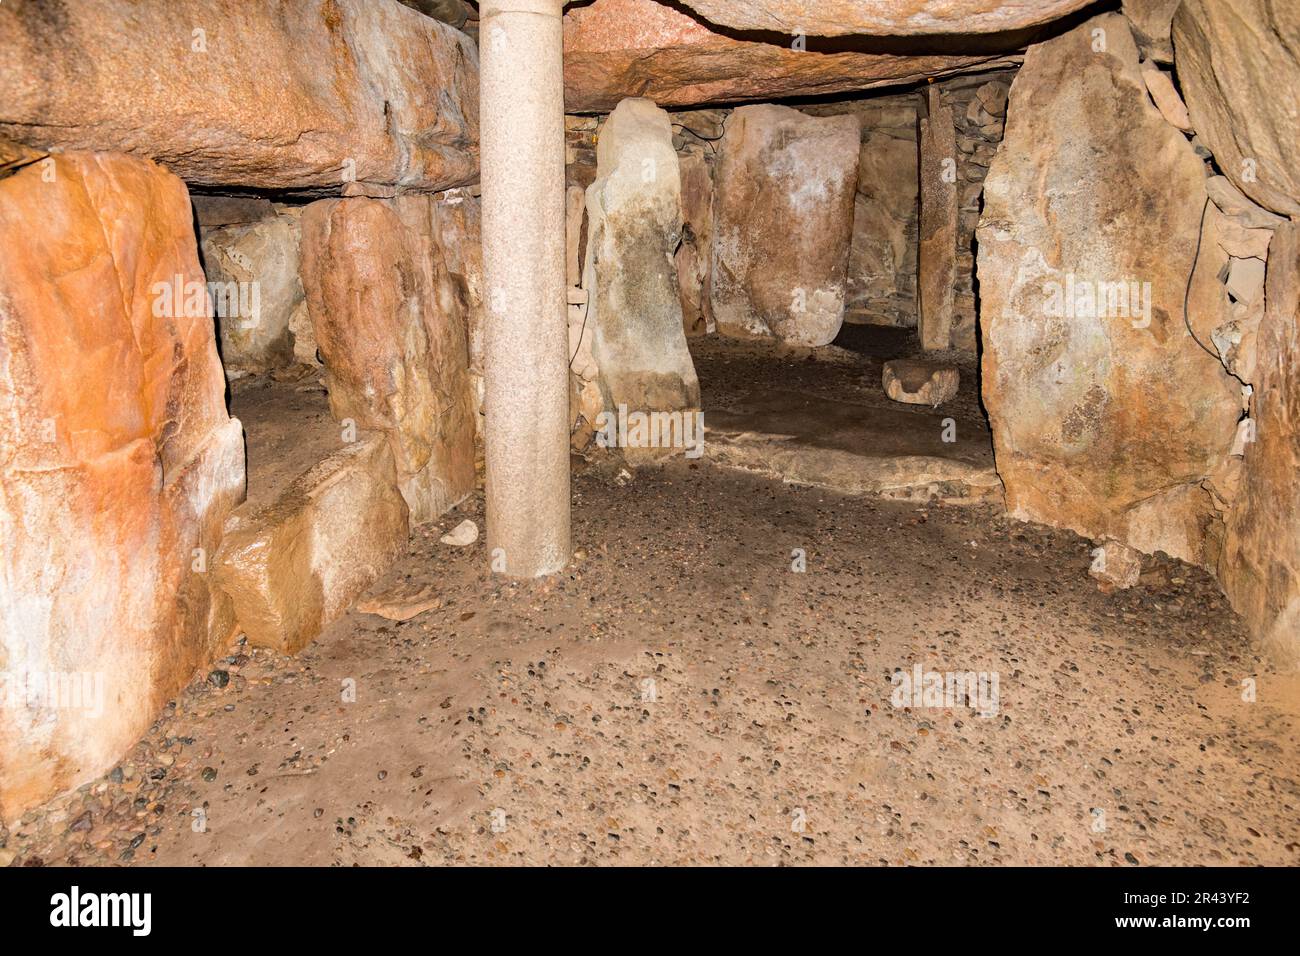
{"left": 1089, "top": 539, "right": 1143, "bottom": 591}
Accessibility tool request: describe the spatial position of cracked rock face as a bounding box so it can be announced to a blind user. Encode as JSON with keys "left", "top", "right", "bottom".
{"left": 0, "top": 153, "right": 245, "bottom": 823}
{"left": 977, "top": 14, "right": 1241, "bottom": 567}
{"left": 711, "top": 104, "right": 859, "bottom": 348}
{"left": 1221, "top": 223, "right": 1300, "bottom": 667}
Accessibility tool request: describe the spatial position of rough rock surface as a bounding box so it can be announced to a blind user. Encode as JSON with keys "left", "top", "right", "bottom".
{"left": 216, "top": 435, "right": 408, "bottom": 655}
{"left": 946, "top": 74, "right": 1012, "bottom": 353}
{"left": 1088, "top": 538, "right": 1144, "bottom": 591}
{"left": 0, "top": 0, "right": 479, "bottom": 194}
{"left": 0, "top": 153, "right": 245, "bottom": 822}
{"left": 679, "top": 0, "right": 1097, "bottom": 37}
{"left": 676, "top": 148, "right": 715, "bottom": 336}
{"left": 1221, "top": 223, "right": 1300, "bottom": 666}
{"left": 882, "top": 360, "right": 959, "bottom": 407}
{"left": 1123, "top": 0, "right": 1180, "bottom": 61}
{"left": 1173, "top": 0, "right": 1300, "bottom": 217}
{"left": 563, "top": 0, "right": 1022, "bottom": 112}
{"left": 1140, "top": 62, "right": 1192, "bottom": 133}
{"left": 201, "top": 214, "right": 303, "bottom": 374}
{"left": 977, "top": 15, "right": 1241, "bottom": 566}
{"left": 844, "top": 101, "right": 920, "bottom": 327}
{"left": 430, "top": 189, "right": 486, "bottom": 421}
{"left": 919, "top": 85, "right": 959, "bottom": 351}
{"left": 711, "top": 105, "right": 859, "bottom": 347}
{"left": 583, "top": 98, "right": 700, "bottom": 424}
{"left": 300, "top": 196, "right": 476, "bottom": 525}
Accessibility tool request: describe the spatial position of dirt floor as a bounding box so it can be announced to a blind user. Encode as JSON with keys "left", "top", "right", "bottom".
{"left": 3, "top": 450, "right": 1298, "bottom": 866}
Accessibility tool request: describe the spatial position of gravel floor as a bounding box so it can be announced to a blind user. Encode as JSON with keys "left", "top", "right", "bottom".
{"left": 3, "top": 459, "right": 1297, "bottom": 867}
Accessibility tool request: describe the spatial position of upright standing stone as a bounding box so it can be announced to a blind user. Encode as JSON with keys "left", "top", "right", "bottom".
{"left": 847, "top": 106, "right": 920, "bottom": 327}
{"left": 299, "top": 196, "right": 476, "bottom": 525}
{"left": 711, "top": 104, "right": 859, "bottom": 347}
{"left": 201, "top": 213, "right": 303, "bottom": 374}
{"left": 432, "top": 189, "right": 488, "bottom": 424}
{"left": 0, "top": 153, "right": 245, "bottom": 822}
{"left": 583, "top": 97, "right": 700, "bottom": 425}
{"left": 919, "top": 84, "right": 958, "bottom": 351}
{"left": 1221, "top": 223, "right": 1300, "bottom": 666}
{"left": 480, "top": 0, "right": 571, "bottom": 577}
{"left": 676, "top": 148, "right": 715, "bottom": 335}
{"left": 976, "top": 14, "right": 1240, "bottom": 565}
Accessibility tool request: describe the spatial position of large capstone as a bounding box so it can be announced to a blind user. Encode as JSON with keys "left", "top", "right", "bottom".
{"left": 0, "top": 0, "right": 479, "bottom": 194}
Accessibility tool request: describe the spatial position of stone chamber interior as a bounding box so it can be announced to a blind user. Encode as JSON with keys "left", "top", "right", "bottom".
{"left": 1, "top": 0, "right": 1298, "bottom": 869}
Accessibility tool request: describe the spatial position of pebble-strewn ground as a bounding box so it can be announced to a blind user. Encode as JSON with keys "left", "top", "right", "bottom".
{"left": 3, "top": 460, "right": 1297, "bottom": 867}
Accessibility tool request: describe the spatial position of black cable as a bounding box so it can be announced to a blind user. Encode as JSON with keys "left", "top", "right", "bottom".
{"left": 1184, "top": 194, "right": 1222, "bottom": 360}
{"left": 569, "top": 287, "right": 589, "bottom": 369}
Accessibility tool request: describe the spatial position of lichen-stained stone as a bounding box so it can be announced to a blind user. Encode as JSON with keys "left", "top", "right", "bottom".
{"left": 201, "top": 214, "right": 303, "bottom": 374}
{"left": 1221, "top": 223, "right": 1300, "bottom": 666}
{"left": 710, "top": 105, "right": 859, "bottom": 347}
{"left": 1173, "top": 0, "right": 1300, "bottom": 217}
{"left": 582, "top": 98, "right": 700, "bottom": 423}
{"left": 215, "top": 435, "right": 408, "bottom": 655}
{"left": 977, "top": 14, "right": 1240, "bottom": 567}
{"left": 0, "top": 0, "right": 479, "bottom": 194}
{"left": 563, "top": 0, "right": 1023, "bottom": 113}
{"left": 299, "top": 195, "right": 476, "bottom": 524}
{"left": 0, "top": 153, "right": 245, "bottom": 822}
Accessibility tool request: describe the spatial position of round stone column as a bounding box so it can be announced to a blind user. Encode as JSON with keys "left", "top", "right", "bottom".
{"left": 479, "top": 0, "right": 571, "bottom": 577}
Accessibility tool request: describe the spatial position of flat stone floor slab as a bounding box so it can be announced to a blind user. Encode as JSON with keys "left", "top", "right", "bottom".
{"left": 692, "top": 335, "right": 1000, "bottom": 503}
